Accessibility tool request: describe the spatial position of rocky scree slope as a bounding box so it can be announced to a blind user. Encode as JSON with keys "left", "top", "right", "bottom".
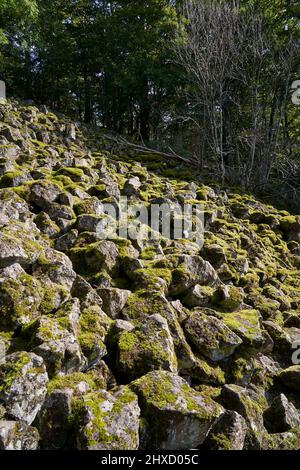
{"left": 0, "top": 99, "right": 300, "bottom": 450}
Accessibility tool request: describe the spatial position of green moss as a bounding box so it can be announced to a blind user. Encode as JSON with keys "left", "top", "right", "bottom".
{"left": 280, "top": 215, "right": 298, "bottom": 231}
{"left": 78, "top": 306, "right": 111, "bottom": 357}
{"left": 0, "top": 352, "right": 31, "bottom": 393}
{"left": 140, "top": 246, "right": 159, "bottom": 260}
{"left": 40, "top": 285, "right": 69, "bottom": 315}
{"left": 0, "top": 273, "right": 43, "bottom": 328}
{"left": 117, "top": 322, "right": 177, "bottom": 380}
{"left": 79, "top": 387, "right": 138, "bottom": 448}
{"left": 69, "top": 243, "right": 104, "bottom": 275}
{"left": 57, "top": 167, "right": 85, "bottom": 178}
{"left": 131, "top": 373, "right": 178, "bottom": 409}
{"left": 47, "top": 371, "right": 102, "bottom": 394}
{"left": 212, "top": 286, "right": 243, "bottom": 312}
{"left": 207, "top": 433, "right": 232, "bottom": 450}
{"left": 135, "top": 267, "right": 172, "bottom": 286}
{"left": 221, "top": 310, "right": 261, "bottom": 345}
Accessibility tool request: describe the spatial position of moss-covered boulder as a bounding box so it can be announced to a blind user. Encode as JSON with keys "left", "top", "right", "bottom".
{"left": 221, "top": 309, "right": 266, "bottom": 349}
{"left": 220, "top": 384, "right": 267, "bottom": 446}
{"left": 69, "top": 240, "right": 120, "bottom": 276}
{"left": 26, "top": 314, "right": 85, "bottom": 378}
{"left": 263, "top": 394, "right": 300, "bottom": 433}
{"left": 184, "top": 311, "right": 242, "bottom": 361}
{"left": 182, "top": 284, "right": 215, "bottom": 308}
{"left": 122, "top": 292, "right": 198, "bottom": 373}
{"left": 78, "top": 306, "right": 111, "bottom": 368}
{"left": 29, "top": 181, "right": 61, "bottom": 210}
{"left": 76, "top": 386, "right": 140, "bottom": 450}
{"left": 97, "top": 287, "right": 130, "bottom": 319}
{"left": 261, "top": 427, "right": 300, "bottom": 450}
{"left": 201, "top": 410, "right": 247, "bottom": 450}
{"left": 0, "top": 188, "right": 30, "bottom": 225}
{"left": 0, "top": 420, "right": 40, "bottom": 450}
{"left": 0, "top": 272, "right": 43, "bottom": 328}
{"left": 0, "top": 224, "right": 43, "bottom": 269}
{"left": 130, "top": 370, "right": 224, "bottom": 449}
{"left": 212, "top": 285, "right": 244, "bottom": 312}
{"left": 0, "top": 352, "right": 48, "bottom": 424}
{"left": 278, "top": 366, "right": 300, "bottom": 390}
{"left": 168, "top": 254, "right": 220, "bottom": 296}
{"left": 116, "top": 314, "right": 177, "bottom": 381}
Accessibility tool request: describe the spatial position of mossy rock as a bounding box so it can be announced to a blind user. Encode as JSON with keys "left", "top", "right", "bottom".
{"left": 76, "top": 386, "right": 140, "bottom": 450}
{"left": 0, "top": 273, "right": 43, "bottom": 328}
{"left": 130, "top": 370, "right": 224, "bottom": 449}
{"left": 116, "top": 314, "right": 177, "bottom": 381}
{"left": 221, "top": 310, "right": 264, "bottom": 349}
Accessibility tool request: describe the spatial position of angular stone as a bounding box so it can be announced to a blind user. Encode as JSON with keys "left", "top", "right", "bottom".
{"left": 169, "top": 254, "right": 220, "bottom": 296}
{"left": 202, "top": 410, "right": 247, "bottom": 450}
{"left": 212, "top": 285, "right": 244, "bottom": 312}
{"left": 122, "top": 292, "right": 198, "bottom": 373}
{"left": 0, "top": 273, "right": 43, "bottom": 328}
{"left": 0, "top": 226, "right": 43, "bottom": 269}
{"left": 221, "top": 309, "right": 265, "bottom": 349}
{"left": 278, "top": 366, "right": 300, "bottom": 390}
{"left": 38, "top": 388, "right": 73, "bottom": 449}
{"left": 29, "top": 181, "right": 61, "bottom": 209}
{"left": 30, "top": 315, "right": 85, "bottom": 378}
{"left": 97, "top": 287, "right": 130, "bottom": 319}
{"left": 33, "top": 248, "right": 76, "bottom": 290}
{"left": 124, "top": 177, "right": 141, "bottom": 196}
{"left": 184, "top": 311, "right": 242, "bottom": 361}
{"left": 182, "top": 284, "right": 214, "bottom": 308}
{"left": 0, "top": 352, "right": 48, "bottom": 424}
{"left": 77, "top": 386, "right": 140, "bottom": 450}
{"left": 0, "top": 188, "right": 30, "bottom": 224}
{"left": 263, "top": 394, "right": 300, "bottom": 433}
{"left": 78, "top": 306, "right": 112, "bottom": 369}
{"left": 0, "top": 420, "right": 39, "bottom": 450}
{"left": 71, "top": 275, "right": 103, "bottom": 309}
{"left": 34, "top": 212, "right": 60, "bottom": 237}
{"left": 220, "top": 384, "right": 266, "bottom": 438}
{"left": 116, "top": 314, "right": 177, "bottom": 380}
{"left": 131, "top": 370, "right": 224, "bottom": 450}
{"left": 200, "top": 244, "right": 227, "bottom": 268}
{"left": 55, "top": 229, "right": 78, "bottom": 252}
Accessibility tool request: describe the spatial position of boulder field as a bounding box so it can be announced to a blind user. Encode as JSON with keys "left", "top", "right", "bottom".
{"left": 0, "top": 99, "right": 299, "bottom": 449}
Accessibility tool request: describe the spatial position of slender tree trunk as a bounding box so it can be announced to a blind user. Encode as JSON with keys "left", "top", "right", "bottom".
{"left": 139, "top": 80, "right": 150, "bottom": 141}
{"left": 24, "top": 49, "right": 33, "bottom": 99}
{"left": 84, "top": 65, "right": 92, "bottom": 124}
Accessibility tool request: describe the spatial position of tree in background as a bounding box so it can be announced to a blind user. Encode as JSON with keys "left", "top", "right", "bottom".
{"left": 174, "top": 0, "right": 300, "bottom": 200}
{"left": 0, "top": 0, "right": 38, "bottom": 97}
{"left": 35, "top": 0, "right": 180, "bottom": 136}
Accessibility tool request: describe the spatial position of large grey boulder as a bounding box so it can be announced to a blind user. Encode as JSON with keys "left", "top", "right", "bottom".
{"left": 184, "top": 311, "right": 242, "bottom": 361}
{"left": 77, "top": 386, "right": 140, "bottom": 450}
{"left": 263, "top": 394, "right": 300, "bottom": 433}
{"left": 0, "top": 420, "right": 39, "bottom": 450}
{"left": 0, "top": 352, "right": 48, "bottom": 424}
{"left": 202, "top": 410, "right": 247, "bottom": 450}
{"left": 0, "top": 224, "right": 43, "bottom": 269}
{"left": 130, "top": 370, "right": 224, "bottom": 449}
{"left": 97, "top": 287, "right": 130, "bottom": 319}
{"left": 116, "top": 314, "right": 177, "bottom": 380}
{"left": 278, "top": 365, "right": 300, "bottom": 390}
